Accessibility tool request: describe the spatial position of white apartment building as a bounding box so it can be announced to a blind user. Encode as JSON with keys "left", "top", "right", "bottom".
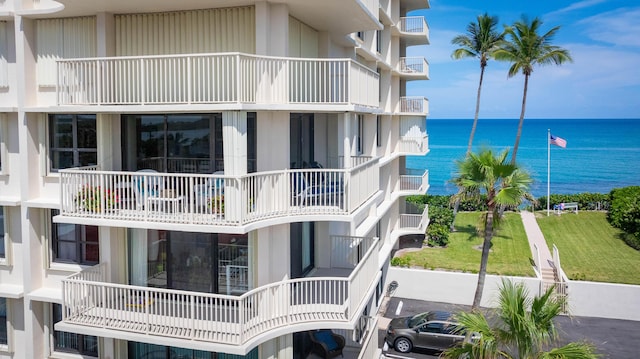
{"left": 0, "top": 0, "right": 430, "bottom": 358}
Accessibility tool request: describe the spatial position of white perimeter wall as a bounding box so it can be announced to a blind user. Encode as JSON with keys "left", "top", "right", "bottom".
{"left": 387, "top": 267, "right": 640, "bottom": 321}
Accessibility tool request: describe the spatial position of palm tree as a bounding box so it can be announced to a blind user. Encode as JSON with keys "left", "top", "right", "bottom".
{"left": 449, "top": 14, "right": 504, "bottom": 232}
{"left": 451, "top": 13, "right": 504, "bottom": 155}
{"left": 442, "top": 279, "right": 599, "bottom": 359}
{"left": 451, "top": 148, "right": 533, "bottom": 309}
{"left": 494, "top": 16, "right": 573, "bottom": 164}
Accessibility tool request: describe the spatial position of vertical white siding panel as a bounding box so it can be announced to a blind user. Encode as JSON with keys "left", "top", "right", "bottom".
{"left": 0, "top": 22, "right": 8, "bottom": 88}
{"left": 289, "top": 17, "right": 318, "bottom": 58}
{"left": 36, "top": 17, "right": 96, "bottom": 87}
{"left": 115, "top": 7, "right": 256, "bottom": 56}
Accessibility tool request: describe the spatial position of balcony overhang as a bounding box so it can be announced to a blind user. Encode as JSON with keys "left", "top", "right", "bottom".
{"left": 18, "top": 0, "right": 383, "bottom": 37}
{"left": 27, "top": 103, "right": 383, "bottom": 115}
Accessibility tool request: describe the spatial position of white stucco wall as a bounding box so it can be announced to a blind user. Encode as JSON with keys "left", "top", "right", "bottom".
{"left": 387, "top": 267, "right": 541, "bottom": 308}
{"left": 567, "top": 280, "right": 640, "bottom": 321}
{"left": 387, "top": 267, "right": 640, "bottom": 321}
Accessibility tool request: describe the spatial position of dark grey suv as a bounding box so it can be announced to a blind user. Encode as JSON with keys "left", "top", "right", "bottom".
{"left": 385, "top": 310, "right": 465, "bottom": 353}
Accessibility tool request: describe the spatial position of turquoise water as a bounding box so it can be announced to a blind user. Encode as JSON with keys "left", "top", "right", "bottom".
{"left": 407, "top": 118, "right": 640, "bottom": 198}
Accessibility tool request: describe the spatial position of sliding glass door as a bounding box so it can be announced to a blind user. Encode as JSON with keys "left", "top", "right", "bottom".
{"left": 129, "top": 230, "right": 250, "bottom": 295}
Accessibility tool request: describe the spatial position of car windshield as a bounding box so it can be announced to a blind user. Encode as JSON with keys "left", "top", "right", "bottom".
{"left": 408, "top": 313, "right": 430, "bottom": 327}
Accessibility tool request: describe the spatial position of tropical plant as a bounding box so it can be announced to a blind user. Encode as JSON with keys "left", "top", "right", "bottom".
{"left": 442, "top": 279, "right": 599, "bottom": 359}
{"left": 451, "top": 148, "right": 533, "bottom": 309}
{"left": 451, "top": 13, "right": 504, "bottom": 155}
{"left": 607, "top": 186, "right": 640, "bottom": 250}
{"left": 494, "top": 16, "right": 573, "bottom": 164}
{"left": 208, "top": 195, "right": 225, "bottom": 214}
{"left": 426, "top": 223, "right": 450, "bottom": 247}
{"left": 75, "top": 185, "right": 118, "bottom": 212}
{"left": 450, "top": 14, "right": 504, "bottom": 232}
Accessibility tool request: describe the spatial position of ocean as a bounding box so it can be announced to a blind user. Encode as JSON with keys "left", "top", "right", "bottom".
{"left": 407, "top": 118, "right": 640, "bottom": 198}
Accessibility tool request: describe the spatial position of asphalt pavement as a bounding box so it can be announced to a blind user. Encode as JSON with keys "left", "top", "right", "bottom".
{"left": 379, "top": 297, "right": 640, "bottom": 359}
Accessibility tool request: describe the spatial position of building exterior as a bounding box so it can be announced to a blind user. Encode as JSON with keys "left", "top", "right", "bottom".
{"left": 0, "top": 0, "right": 430, "bottom": 358}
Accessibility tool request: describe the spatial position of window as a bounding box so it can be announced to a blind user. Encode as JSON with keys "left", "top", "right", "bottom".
{"left": 0, "top": 298, "right": 7, "bottom": 346}
{"left": 376, "top": 30, "right": 382, "bottom": 53}
{"left": 52, "top": 304, "right": 98, "bottom": 356}
{"left": 49, "top": 114, "right": 97, "bottom": 171}
{"left": 0, "top": 207, "right": 5, "bottom": 260}
{"left": 129, "top": 230, "right": 250, "bottom": 296}
{"left": 51, "top": 210, "right": 99, "bottom": 265}
{"left": 356, "top": 115, "right": 364, "bottom": 155}
{"left": 376, "top": 115, "right": 381, "bottom": 147}
{"left": 356, "top": 31, "right": 364, "bottom": 41}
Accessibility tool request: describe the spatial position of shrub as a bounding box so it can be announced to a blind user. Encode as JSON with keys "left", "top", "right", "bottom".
{"left": 390, "top": 256, "right": 411, "bottom": 267}
{"left": 607, "top": 186, "right": 640, "bottom": 250}
{"left": 426, "top": 223, "right": 450, "bottom": 247}
{"left": 429, "top": 206, "right": 454, "bottom": 226}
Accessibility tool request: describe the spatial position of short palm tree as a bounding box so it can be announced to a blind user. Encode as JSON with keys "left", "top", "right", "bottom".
{"left": 494, "top": 16, "right": 573, "bottom": 164}
{"left": 442, "top": 279, "right": 599, "bottom": 359}
{"left": 451, "top": 148, "right": 533, "bottom": 309}
{"left": 451, "top": 13, "right": 504, "bottom": 155}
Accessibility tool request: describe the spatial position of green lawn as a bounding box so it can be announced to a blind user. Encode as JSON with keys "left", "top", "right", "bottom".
{"left": 395, "top": 212, "right": 534, "bottom": 277}
{"left": 535, "top": 211, "right": 640, "bottom": 285}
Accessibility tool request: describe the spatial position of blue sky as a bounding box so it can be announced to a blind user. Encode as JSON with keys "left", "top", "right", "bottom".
{"left": 408, "top": 0, "right": 640, "bottom": 119}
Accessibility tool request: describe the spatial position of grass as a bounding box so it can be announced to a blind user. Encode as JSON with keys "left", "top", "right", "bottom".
{"left": 395, "top": 212, "right": 534, "bottom": 277}
{"left": 535, "top": 211, "right": 640, "bottom": 285}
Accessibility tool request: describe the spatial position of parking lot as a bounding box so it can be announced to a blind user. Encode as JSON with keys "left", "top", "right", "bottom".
{"left": 379, "top": 297, "right": 640, "bottom": 359}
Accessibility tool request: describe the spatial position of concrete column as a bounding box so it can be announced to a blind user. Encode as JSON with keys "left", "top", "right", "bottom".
{"left": 222, "top": 111, "right": 247, "bottom": 222}
{"left": 256, "top": 111, "right": 289, "bottom": 171}
{"left": 255, "top": 2, "right": 289, "bottom": 57}
{"left": 96, "top": 13, "right": 116, "bottom": 57}
{"left": 222, "top": 111, "right": 247, "bottom": 176}
{"left": 96, "top": 114, "right": 121, "bottom": 171}
{"left": 342, "top": 112, "right": 352, "bottom": 169}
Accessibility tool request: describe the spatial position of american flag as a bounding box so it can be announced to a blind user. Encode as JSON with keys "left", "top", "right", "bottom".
{"left": 550, "top": 134, "right": 567, "bottom": 148}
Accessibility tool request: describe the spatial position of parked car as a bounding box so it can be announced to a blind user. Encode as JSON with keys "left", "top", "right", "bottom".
{"left": 385, "top": 310, "right": 466, "bottom": 353}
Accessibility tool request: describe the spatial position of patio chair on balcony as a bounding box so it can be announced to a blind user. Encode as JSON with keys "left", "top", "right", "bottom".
{"left": 132, "top": 169, "right": 161, "bottom": 210}
{"left": 309, "top": 329, "right": 345, "bottom": 359}
{"left": 193, "top": 171, "right": 225, "bottom": 212}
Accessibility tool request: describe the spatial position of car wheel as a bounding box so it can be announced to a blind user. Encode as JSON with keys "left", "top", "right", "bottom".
{"left": 394, "top": 337, "right": 413, "bottom": 353}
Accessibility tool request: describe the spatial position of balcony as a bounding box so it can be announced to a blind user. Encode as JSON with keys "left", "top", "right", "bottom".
{"left": 398, "top": 169, "right": 429, "bottom": 195}
{"left": 399, "top": 96, "right": 429, "bottom": 115}
{"left": 397, "top": 57, "right": 429, "bottom": 80}
{"left": 57, "top": 159, "right": 380, "bottom": 229}
{"left": 395, "top": 16, "right": 430, "bottom": 45}
{"left": 399, "top": 204, "right": 429, "bottom": 234}
{"left": 59, "top": 235, "right": 380, "bottom": 353}
{"left": 56, "top": 52, "right": 379, "bottom": 110}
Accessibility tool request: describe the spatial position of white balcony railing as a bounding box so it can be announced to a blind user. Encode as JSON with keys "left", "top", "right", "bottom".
{"left": 398, "top": 57, "right": 429, "bottom": 77}
{"left": 399, "top": 170, "right": 429, "bottom": 192}
{"left": 399, "top": 205, "right": 429, "bottom": 232}
{"left": 61, "top": 236, "right": 379, "bottom": 347}
{"left": 400, "top": 96, "right": 429, "bottom": 114}
{"left": 398, "top": 16, "right": 429, "bottom": 37}
{"left": 59, "top": 160, "right": 380, "bottom": 226}
{"left": 56, "top": 53, "right": 379, "bottom": 108}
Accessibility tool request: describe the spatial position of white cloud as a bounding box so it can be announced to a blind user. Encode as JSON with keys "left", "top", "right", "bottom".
{"left": 546, "top": 0, "right": 608, "bottom": 18}
{"left": 578, "top": 7, "right": 640, "bottom": 47}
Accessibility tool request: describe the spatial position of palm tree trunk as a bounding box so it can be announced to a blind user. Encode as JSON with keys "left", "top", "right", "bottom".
{"left": 511, "top": 74, "right": 530, "bottom": 164}
{"left": 466, "top": 65, "right": 486, "bottom": 155}
{"left": 472, "top": 207, "right": 495, "bottom": 310}
{"left": 452, "top": 66, "right": 488, "bottom": 231}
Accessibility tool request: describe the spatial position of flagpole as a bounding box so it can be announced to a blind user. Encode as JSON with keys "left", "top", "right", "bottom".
{"left": 547, "top": 128, "right": 551, "bottom": 216}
